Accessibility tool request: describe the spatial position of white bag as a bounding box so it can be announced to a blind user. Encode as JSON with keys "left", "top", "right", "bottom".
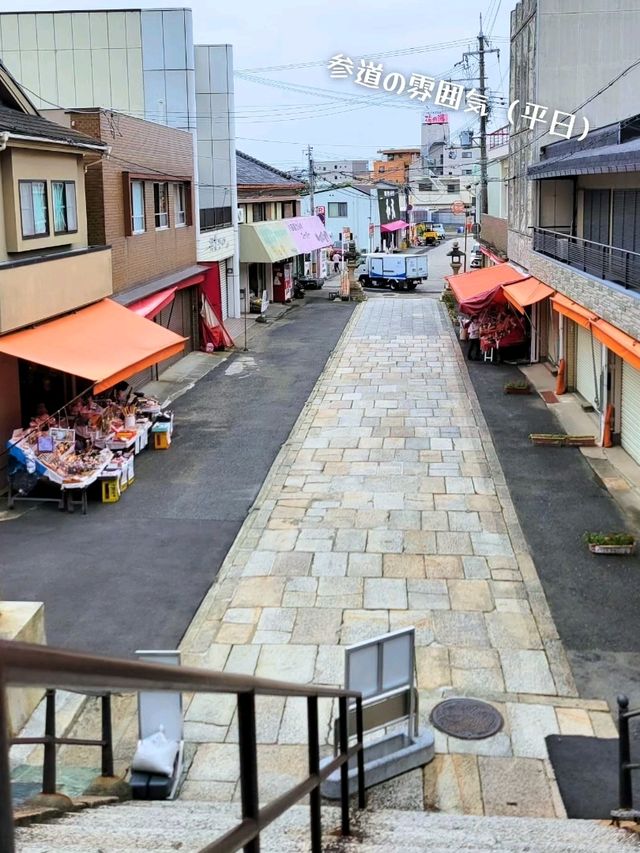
{"left": 131, "top": 725, "right": 178, "bottom": 777}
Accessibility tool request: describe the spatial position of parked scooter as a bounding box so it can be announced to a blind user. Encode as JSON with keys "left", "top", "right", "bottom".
{"left": 293, "top": 277, "right": 306, "bottom": 299}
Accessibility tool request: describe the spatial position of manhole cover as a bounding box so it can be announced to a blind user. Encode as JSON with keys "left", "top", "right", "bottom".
{"left": 430, "top": 698, "right": 504, "bottom": 740}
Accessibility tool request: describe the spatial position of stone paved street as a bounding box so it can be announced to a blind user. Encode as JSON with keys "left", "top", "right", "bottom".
{"left": 178, "top": 295, "right": 615, "bottom": 816}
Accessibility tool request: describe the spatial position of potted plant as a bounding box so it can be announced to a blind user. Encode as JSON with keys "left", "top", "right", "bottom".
{"left": 584, "top": 532, "right": 636, "bottom": 555}
{"left": 504, "top": 379, "right": 532, "bottom": 395}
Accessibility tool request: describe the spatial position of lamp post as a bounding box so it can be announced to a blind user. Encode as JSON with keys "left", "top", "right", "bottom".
{"left": 446, "top": 241, "right": 465, "bottom": 276}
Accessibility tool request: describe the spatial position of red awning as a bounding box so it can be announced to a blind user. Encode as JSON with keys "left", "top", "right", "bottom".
{"left": 129, "top": 287, "right": 177, "bottom": 319}
{"left": 381, "top": 220, "right": 408, "bottom": 233}
{"left": 445, "top": 263, "right": 527, "bottom": 313}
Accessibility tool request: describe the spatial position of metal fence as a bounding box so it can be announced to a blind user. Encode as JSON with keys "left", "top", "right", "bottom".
{"left": 0, "top": 640, "right": 365, "bottom": 853}
{"left": 532, "top": 227, "right": 640, "bottom": 293}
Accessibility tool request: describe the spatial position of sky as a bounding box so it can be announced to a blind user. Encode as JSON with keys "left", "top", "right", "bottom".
{"left": 0, "top": 0, "right": 514, "bottom": 168}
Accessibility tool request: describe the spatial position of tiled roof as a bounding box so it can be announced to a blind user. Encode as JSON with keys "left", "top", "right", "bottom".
{"left": 237, "top": 150, "right": 304, "bottom": 187}
{"left": 0, "top": 103, "right": 106, "bottom": 149}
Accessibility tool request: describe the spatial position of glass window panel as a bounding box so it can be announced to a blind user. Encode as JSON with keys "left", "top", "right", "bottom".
{"left": 154, "top": 182, "right": 169, "bottom": 228}
{"left": 33, "top": 183, "right": 48, "bottom": 234}
{"left": 19, "top": 182, "right": 34, "bottom": 236}
{"left": 131, "top": 180, "right": 145, "bottom": 232}
{"left": 348, "top": 646, "right": 379, "bottom": 698}
{"left": 381, "top": 634, "right": 412, "bottom": 692}
{"left": 66, "top": 182, "right": 77, "bottom": 232}
{"left": 53, "top": 181, "right": 66, "bottom": 232}
{"left": 175, "top": 183, "right": 186, "bottom": 225}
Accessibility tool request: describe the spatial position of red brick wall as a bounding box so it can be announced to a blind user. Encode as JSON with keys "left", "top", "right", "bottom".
{"left": 70, "top": 111, "right": 197, "bottom": 294}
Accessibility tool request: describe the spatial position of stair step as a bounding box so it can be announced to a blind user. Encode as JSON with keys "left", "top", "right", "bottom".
{"left": 14, "top": 802, "right": 640, "bottom": 852}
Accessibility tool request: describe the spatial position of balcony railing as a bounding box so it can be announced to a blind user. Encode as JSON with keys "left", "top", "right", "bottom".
{"left": 532, "top": 227, "right": 640, "bottom": 294}
{"left": 0, "top": 640, "right": 365, "bottom": 853}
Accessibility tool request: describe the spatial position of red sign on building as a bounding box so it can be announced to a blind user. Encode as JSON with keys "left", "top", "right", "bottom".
{"left": 424, "top": 113, "right": 449, "bottom": 125}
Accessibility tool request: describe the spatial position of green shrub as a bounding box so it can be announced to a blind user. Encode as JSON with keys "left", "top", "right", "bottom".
{"left": 584, "top": 532, "right": 635, "bottom": 546}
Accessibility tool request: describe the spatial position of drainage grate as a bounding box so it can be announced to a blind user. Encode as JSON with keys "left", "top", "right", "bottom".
{"left": 429, "top": 698, "right": 504, "bottom": 740}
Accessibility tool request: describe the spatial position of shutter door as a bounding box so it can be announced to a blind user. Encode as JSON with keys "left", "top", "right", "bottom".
{"left": 583, "top": 189, "right": 610, "bottom": 244}
{"left": 575, "top": 325, "right": 603, "bottom": 411}
{"left": 156, "top": 291, "right": 188, "bottom": 372}
{"left": 219, "top": 261, "right": 228, "bottom": 320}
{"left": 621, "top": 361, "right": 640, "bottom": 465}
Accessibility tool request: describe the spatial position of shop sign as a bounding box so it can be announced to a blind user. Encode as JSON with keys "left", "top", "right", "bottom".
{"left": 315, "top": 205, "right": 326, "bottom": 224}
{"left": 197, "top": 226, "right": 234, "bottom": 262}
{"left": 377, "top": 189, "right": 401, "bottom": 225}
{"left": 261, "top": 290, "right": 269, "bottom": 314}
{"left": 283, "top": 263, "right": 293, "bottom": 301}
{"left": 424, "top": 113, "right": 448, "bottom": 124}
{"left": 369, "top": 223, "right": 375, "bottom": 236}
{"left": 450, "top": 200, "right": 465, "bottom": 214}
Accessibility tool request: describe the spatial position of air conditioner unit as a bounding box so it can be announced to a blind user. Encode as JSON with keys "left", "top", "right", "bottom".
{"left": 237, "top": 207, "right": 245, "bottom": 224}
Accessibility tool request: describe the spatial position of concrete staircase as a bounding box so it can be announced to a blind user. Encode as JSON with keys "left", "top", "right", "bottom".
{"left": 14, "top": 801, "right": 640, "bottom": 852}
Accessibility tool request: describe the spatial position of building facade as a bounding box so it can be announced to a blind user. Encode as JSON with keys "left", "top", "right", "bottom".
{"left": 508, "top": 0, "right": 640, "bottom": 463}
{"left": 314, "top": 159, "right": 370, "bottom": 185}
{"left": 477, "top": 125, "right": 509, "bottom": 259}
{"left": 0, "top": 63, "right": 112, "bottom": 485}
{"left": 46, "top": 108, "right": 207, "bottom": 381}
{"left": 301, "top": 185, "right": 381, "bottom": 253}
{"left": 372, "top": 148, "right": 421, "bottom": 184}
{"left": 0, "top": 8, "right": 240, "bottom": 318}
{"left": 237, "top": 151, "right": 331, "bottom": 304}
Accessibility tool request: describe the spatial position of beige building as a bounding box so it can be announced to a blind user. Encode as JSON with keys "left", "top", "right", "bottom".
{"left": 0, "top": 60, "right": 112, "bottom": 486}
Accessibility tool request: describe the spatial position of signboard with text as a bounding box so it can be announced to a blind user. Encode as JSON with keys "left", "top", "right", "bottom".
{"left": 377, "top": 188, "right": 401, "bottom": 226}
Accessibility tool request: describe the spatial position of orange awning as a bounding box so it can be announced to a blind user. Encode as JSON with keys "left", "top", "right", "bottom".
{"left": 551, "top": 293, "right": 599, "bottom": 329}
{"left": 552, "top": 293, "right": 640, "bottom": 370}
{"left": 593, "top": 319, "right": 640, "bottom": 371}
{"left": 445, "top": 263, "right": 528, "bottom": 313}
{"left": 503, "top": 278, "right": 555, "bottom": 313}
{"left": 0, "top": 299, "right": 186, "bottom": 393}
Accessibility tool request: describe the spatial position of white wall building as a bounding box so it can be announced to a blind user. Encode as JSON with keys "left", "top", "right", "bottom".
{"left": 301, "top": 185, "right": 381, "bottom": 252}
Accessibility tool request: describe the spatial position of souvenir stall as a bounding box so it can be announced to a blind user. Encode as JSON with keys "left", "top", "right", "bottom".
{"left": 7, "top": 390, "right": 173, "bottom": 514}
{"left": 445, "top": 264, "right": 529, "bottom": 362}
{"left": 2, "top": 299, "right": 185, "bottom": 514}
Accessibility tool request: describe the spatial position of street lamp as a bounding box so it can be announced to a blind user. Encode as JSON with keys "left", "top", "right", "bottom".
{"left": 446, "top": 241, "right": 465, "bottom": 276}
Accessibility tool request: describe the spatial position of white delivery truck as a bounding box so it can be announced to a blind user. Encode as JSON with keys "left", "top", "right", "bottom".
{"left": 355, "top": 252, "right": 428, "bottom": 291}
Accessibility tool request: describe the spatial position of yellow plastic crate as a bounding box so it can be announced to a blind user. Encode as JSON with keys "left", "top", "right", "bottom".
{"left": 101, "top": 477, "right": 121, "bottom": 503}
{"left": 153, "top": 430, "right": 171, "bottom": 449}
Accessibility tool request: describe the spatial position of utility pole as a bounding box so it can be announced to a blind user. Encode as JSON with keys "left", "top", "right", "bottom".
{"left": 306, "top": 144, "right": 320, "bottom": 279}
{"left": 462, "top": 15, "right": 499, "bottom": 219}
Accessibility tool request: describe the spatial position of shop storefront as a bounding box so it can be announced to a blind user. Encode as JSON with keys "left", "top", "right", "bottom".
{"left": 1, "top": 299, "right": 187, "bottom": 512}
{"left": 239, "top": 215, "right": 332, "bottom": 304}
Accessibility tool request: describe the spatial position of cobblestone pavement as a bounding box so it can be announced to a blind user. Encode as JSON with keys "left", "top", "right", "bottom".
{"left": 178, "top": 296, "right": 615, "bottom": 816}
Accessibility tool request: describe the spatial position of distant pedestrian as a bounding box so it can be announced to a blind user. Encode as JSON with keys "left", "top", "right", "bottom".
{"left": 467, "top": 317, "right": 481, "bottom": 361}
{"left": 332, "top": 251, "right": 340, "bottom": 273}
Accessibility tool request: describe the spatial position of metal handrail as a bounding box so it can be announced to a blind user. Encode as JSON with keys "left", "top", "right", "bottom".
{"left": 532, "top": 227, "right": 640, "bottom": 293}
{"left": 0, "top": 640, "right": 366, "bottom": 853}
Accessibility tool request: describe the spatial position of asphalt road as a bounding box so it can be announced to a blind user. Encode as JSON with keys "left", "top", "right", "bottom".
{"left": 463, "top": 345, "right": 640, "bottom": 709}
{"left": 0, "top": 292, "right": 356, "bottom": 656}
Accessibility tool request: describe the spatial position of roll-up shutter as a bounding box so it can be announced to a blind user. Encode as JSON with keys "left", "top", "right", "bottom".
{"left": 576, "top": 324, "right": 603, "bottom": 411}
{"left": 621, "top": 360, "right": 640, "bottom": 465}
{"left": 219, "top": 260, "right": 228, "bottom": 320}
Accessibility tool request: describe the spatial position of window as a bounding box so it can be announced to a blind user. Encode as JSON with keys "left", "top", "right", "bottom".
{"left": 52, "top": 181, "right": 77, "bottom": 234}
{"left": 199, "top": 206, "right": 232, "bottom": 230}
{"left": 462, "top": 169, "right": 473, "bottom": 175}
{"left": 328, "top": 202, "right": 348, "bottom": 217}
{"left": 131, "top": 180, "right": 145, "bottom": 233}
{"left": 447, "top": 183, "right": 457, "bottom": 193}
{"left": 253, "top": 202, "right": 266, "bottom": 222}
{"left": 418, "top": 182, "right": 431, "bottom": 192}
{"left": 175, "top": 183, "right": 186, "bottom": 227}
{"left": 19, "top": 180, "right": 48, "bottom": 238}
{"left": 282, "top": 201, "right": 293, "bottom": 218}
{"left": 153, "top": 182, "right": 169, "bottom": 228}
{"left": 462, "top": 151, "right": 473, "bottom": 159}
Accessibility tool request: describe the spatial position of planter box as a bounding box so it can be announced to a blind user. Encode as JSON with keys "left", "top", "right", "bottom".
{"left": 588, "top": 542, "right": 636, "bottom": 555}
{"left": 504, "top": 387, "right": 531, "bottom": 395}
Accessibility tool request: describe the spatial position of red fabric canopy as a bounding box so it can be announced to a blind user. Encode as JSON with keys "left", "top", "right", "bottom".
{"left": 129, "top": 287, "right": 177, "bottom": 319}
{"left": 446, "top": 264, "right": 526, "bottom": 314}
